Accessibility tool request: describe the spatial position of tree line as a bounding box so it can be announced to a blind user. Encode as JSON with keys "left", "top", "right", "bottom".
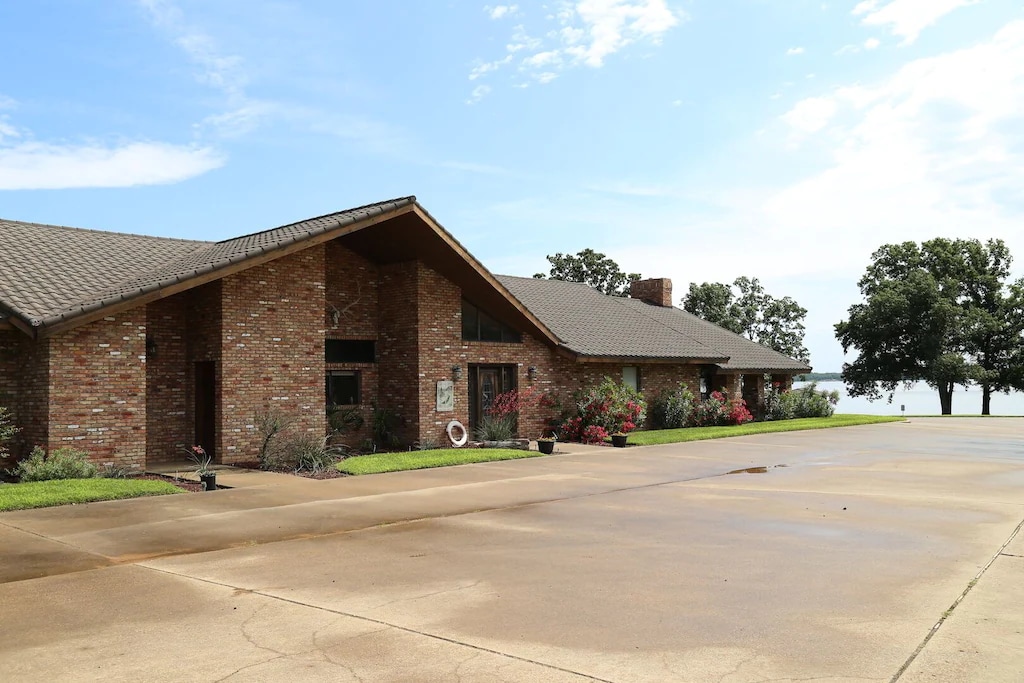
{"left": 535, "top": 242, "right": 1024, "bottom": 416}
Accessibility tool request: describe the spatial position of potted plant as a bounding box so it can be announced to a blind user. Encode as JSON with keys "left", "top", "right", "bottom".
{"left": 536, "top": 436, "right": 556, "bottom": 455}
{"left": 187, "top": 445, "right": 217, "bottom": 491}
{"left": 610, "top": 432, "right": 628, "bottom": 448}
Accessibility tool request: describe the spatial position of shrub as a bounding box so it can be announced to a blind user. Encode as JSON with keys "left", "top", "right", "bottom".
{"left": 556, "top": 377, "right": 647, "bottom": 442}
{"left": 779, "top": 382, "right": 839, "bottom": 418}
{"left": 580, "top": 425, "right": 609, "bottom": 444}
{"left": 371, "top": 404, "right": 402, "bottom": 449}
{"left": 474, "top": 414, "right": 515, "bottom": 441}
{"left": 97, "top": 462, "right": 134, "bottom": 479}
{"left": 327, "top": 406, "right": 364, "bottom": 435}
{"left": 13, "top": 447, "right": 97, "bottom": 482}
{"left": 0, "top": 406, "right": 19, "bottom": 461}
{"left": 688, "top": 391, "right": 753, "bottom": 427}
{"left": 254, "top": 409, "right": 289, "bottom": 470}
{"left": 649, "top": 384, "right": 696, "bottom": 429}
{"left": 284, "top": 434, "right": 347, "bottom": 474}
{"left": 763, "top": 383, "right": 794, "bottom": 421}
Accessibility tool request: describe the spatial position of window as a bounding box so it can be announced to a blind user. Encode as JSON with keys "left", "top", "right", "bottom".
{"left": 461, "top": 300, "right": 522, "bottom": 343}
{"left": 326, "top": 339, "right": 375, "bottom": 363}
{"left": 326, "top": 370, "right": 360, "bottom": 405}
{"left": 622, "top": 366, "right": 642, "bottom": 392}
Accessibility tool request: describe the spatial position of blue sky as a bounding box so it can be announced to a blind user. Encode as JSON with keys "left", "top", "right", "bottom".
{"left": 1, "top": 0, "right": 1022, "bottom": 371}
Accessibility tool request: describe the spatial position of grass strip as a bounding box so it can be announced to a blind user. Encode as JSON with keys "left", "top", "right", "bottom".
{"left": 626, "top": 414, "right": 906, "bottom": 446}
{"left": 337, "top": 448, "right": 544, "bottom": 475}
{"left": 0, "top": 478, "right": 184, "bottom": 512}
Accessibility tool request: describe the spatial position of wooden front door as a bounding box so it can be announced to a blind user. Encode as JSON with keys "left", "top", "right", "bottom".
{"left": 194, "top": 361, "right": 216, "bottom": 460}
{"left": 469, "top": 365, "right": 517, "bottom": 432}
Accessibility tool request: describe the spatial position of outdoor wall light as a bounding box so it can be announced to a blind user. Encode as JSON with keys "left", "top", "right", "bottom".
{"left": 451, "top": 365, "right": 462, "bottom": 381}
{"left": 528, "top": 366, "right": 538, "bottom": 381}
{"left": 145, "top": 336, "right": 157, "bottom": 360}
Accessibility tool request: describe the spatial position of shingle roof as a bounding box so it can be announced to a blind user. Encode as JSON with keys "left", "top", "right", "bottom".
{"left": 0, "top": 197, "right": 415, "bottom": 329}
{"left": 497, "top": 275, "right": 726, "bottom": 361}
{"left": 496, "top": 275, "right": 810, "bottom": 373}
{"left": 0, "top": 219, "right": 207, "bottom": 325}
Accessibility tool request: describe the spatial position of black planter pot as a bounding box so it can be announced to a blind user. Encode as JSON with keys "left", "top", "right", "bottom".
{"left": 537, "top": 439, "right": 555, "bottom": 455}
{"left": 199, "top": 473, "right": 217, "bottom": 491}
{"left": 611, "top": 434, "right": 628, "bottom": 448}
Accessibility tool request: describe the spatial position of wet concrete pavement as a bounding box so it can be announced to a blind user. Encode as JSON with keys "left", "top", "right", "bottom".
{"left": 1, "top": 418, "right": 1022, "bottom": 681}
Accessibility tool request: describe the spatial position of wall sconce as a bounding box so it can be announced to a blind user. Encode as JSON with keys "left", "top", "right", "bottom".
{"left": 327, "top": 305, "right": 341, "bottom": 327}
{"left": 451, "top": 365, "right": 462, "bottom": 381}
{"left": 528, "top": 366, "right": 538, "bottom": 381}
{"left": 145, "top": 336, "right": 157, "bottom": 359}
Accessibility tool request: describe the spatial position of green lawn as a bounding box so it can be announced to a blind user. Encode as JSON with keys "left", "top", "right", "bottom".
{"left": 0, "top": 478, "right": 185, "bottom": 512}
{"left": 625, "top": 414, "right": 906, "bottom": 446}
{"left": 337, "top": 448, "right": 544, "bottom": 475}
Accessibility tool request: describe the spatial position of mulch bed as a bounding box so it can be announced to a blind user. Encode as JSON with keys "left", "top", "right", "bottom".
{"left": 230, "top": 461, "right": 347, "bottom": 479}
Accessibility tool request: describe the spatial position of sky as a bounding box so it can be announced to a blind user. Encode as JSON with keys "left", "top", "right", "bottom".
{"left": 1, "top": 0, "right": 1022, "bottom": 371}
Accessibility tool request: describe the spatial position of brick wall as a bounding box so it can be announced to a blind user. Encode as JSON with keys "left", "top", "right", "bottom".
{"left": 0, "top": 331, "right": 46, "bottom": 464}
{"left": 146, "top": 295, "right": 190, "bottom": 464}
{"left": 218, "top": 247, "right": 326, "bottom": 463}
{"left": 47, "top": 314, "right": 147, "bottom": 468}
{"left": 325, "top": 242, "right": 380, "bottom": 446}
{"left": 378, "top": 261, "right": 421, "bottom": 444}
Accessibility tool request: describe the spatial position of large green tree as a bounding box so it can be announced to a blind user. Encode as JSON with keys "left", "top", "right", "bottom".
{"left": 682, "top": 277, "right": 809, "bottom": 362}
{"left": 534, "top": 249, "right": 641, "bottom": 297}
{"left": 835, "top": 238, "right": 1024, "bottom": 415}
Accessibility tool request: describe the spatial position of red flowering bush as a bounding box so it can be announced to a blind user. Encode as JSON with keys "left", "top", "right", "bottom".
{"left": 580, "top": 425, "right": 609, "bottom": 444}
{"left": 557, "top": 377, "right": 647, "bottom": 442}
{"left": 727, "top": 398, "right": 754, "bottom": 425}
{"left": 688, "top": 391, "right": 752, "bottom": 427}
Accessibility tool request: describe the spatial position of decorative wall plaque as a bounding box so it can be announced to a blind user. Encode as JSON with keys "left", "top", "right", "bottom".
{"left": 436, "top": 380, "right": 455, "bottom": 412}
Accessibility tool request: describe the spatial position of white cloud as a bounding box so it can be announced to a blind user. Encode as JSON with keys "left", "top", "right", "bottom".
{"left": 0, "top": 141, "right": 223, "bottom": 190}
{"left": 767, "top": 21, "right": 1024, "bottom": 270}
{"left": 466, "top": 84, "right": 492, "bottom": 104}
{"left": 562, "top": 0, "right": 680, "bottom": 67}
{"left": 486, "top": 4, "right": 520, "bottom": 20}
{"left": 522, "top": 50, "right": 561, "bottom": 68}
{"left": 468, "top": 0, "right": 682, "bottom": 94}
{"left": 781, "top": 97, "right": 838, "bottom": 133}
{"left": 853, "top": 0, "right": 981, "bottom": 45}
{"left": 863, "top": 37, "right": 881, "bottom": 50}
{"left": 787, "top": 46, "right": 805, "bottom": 55}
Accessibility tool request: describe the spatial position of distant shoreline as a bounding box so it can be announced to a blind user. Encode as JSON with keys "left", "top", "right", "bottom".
{"left": 795, "top": 373, "right": 841, "bottom": 382}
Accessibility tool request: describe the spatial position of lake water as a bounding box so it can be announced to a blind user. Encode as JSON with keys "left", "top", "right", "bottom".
{"left": 795, "top": 381, "right": 1024, "bottom": 416}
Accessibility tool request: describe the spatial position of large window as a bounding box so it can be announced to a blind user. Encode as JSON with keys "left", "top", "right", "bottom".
{"left": 326, "top": 370, "right": 360, "bottom": 405}
{"left": 326, "top": 339, "right": 376, "bottom": 363}
{"left": 461, "top": 300, "right": 522, "bottom": 343}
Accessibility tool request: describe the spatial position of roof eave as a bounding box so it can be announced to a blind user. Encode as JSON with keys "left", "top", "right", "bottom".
{"left": 31, "top": 200, "right": 418, "bottom": 338}
{"left": 573, "top": 355, "right": 729, "bottom": 365}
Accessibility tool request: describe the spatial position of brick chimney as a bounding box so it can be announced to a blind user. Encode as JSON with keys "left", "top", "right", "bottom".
{"left": 630, "top": 278, "right": 673, "bottom": 307}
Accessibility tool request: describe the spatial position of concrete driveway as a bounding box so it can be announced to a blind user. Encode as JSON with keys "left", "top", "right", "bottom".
{"left": 1, "top": 418, "right": 1022, "bottom": 682}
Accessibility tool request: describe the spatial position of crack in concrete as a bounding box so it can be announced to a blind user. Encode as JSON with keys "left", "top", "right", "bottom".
{"left": 142, "top": 563, "right": 616, "bottom": 683}
{"left": 889, "top": 514, "right": 1024, "bottom": 682}
{"left": 365, "top": 579, "right": 484, "bottom": 610}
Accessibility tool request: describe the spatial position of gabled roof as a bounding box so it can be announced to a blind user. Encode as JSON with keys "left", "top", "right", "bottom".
{"left": 497, "top": 275, "right": 811, "bottom": 373}
{"left": 497, "top": 275, "right": 726, "bottom": 362}
{"left": 0, "top": 198, "right": 419, "bottom": 334}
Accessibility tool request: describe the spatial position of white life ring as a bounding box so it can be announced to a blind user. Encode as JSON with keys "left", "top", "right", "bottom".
{"left": 446, "top": 420, "right": 468, "bottom": 447}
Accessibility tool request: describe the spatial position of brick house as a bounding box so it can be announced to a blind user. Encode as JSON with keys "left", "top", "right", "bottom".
{"left": 0, "top": 197, "right": 809, "bottom": 469}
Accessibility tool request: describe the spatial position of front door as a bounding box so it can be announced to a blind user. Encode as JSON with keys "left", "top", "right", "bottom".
{"left": 194, "top": 361, "right": 216, "bottom": 461}
{"left": 469, "top": 365, "right": 517, "bottom": 432}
